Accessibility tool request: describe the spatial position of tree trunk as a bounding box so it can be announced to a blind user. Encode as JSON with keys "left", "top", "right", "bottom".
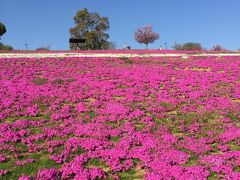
{"left": 145, "top": 44, "right": 148, "bottom": 49}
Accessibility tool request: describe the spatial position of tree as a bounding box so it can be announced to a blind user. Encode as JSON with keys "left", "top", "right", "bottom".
{"left": 0, "top": 22, "right": 6, "bottom": 39}
{"left": 69, "top": 8, "right": 110, "bottom": 50}
{"left": 108, "top": 41, "right": 116, "bottom": 50}
{"left": 0, "top": 42, "right": 13, "bottom": 50}
{"left": 36, "top": 45, "right": 50, "bottom": 51}
{"left": 211, "top": 44, "right": 225, "bottom": 51}
{"left": 135, "top": 25, "right": 160, "bottom": 49}
{"left": 173, "top": 42, "right": 202, "bottom": 51}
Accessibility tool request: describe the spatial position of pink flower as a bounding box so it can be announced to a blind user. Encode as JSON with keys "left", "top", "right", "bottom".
{"left": 0, "top": 154, "right": 6, "bottom": 162}
{"left": 18, "top": 175, "right": 31, "bottom": 180}
{"left": 26, "top": 105, "right": 39, "bottom": 116}
{"left": 76, "top": 102, "right": 88, "bottom": 113}
{"left": 35, "top": 168, "right": 60, "bottom": 180}
{"left": 0, "top": 169, "right": 8, "bottom": 176}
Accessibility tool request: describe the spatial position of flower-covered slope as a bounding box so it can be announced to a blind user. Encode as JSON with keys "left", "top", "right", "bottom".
{"left": 0, "top": 55, "right": 239, "bottom": 179}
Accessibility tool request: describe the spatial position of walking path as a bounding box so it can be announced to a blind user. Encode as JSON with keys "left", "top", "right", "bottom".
{"left": 0, "top": 52, "right": 240, "bottom": 58}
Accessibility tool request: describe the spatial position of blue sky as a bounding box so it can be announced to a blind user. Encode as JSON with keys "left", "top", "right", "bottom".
{"left": 1, "top": 0, "right": 240, "bottom": 50}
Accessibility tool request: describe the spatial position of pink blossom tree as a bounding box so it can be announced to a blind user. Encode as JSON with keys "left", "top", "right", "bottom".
{"left": 135, "top": 25, "right": 160, "bottom": 49}
{"left": 211, "top": 44, "right": 225, "bottom": 51}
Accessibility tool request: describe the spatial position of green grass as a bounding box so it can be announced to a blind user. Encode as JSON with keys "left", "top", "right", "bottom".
{"left": 85, "top": 158, "right": 110, "bottom": 173}
{"left": 33, "top": 98, "right": 48, "bottom": 111}
{"left": 209, "top": 143, "right": 224, "bottom": 155}
{"left": 3, "top": 114, "right": 50, "bottom": 124}
{"left": 234, "top": 166, "right": 240, "bottom": 172}
{"left": 29, "top": 127, "right": 42, "bottom": 134}
{"left": 154, "top": 117, "right": 180, "bottom": 133}
{"left": 86, "top": 158, "right": 101, "bottom": 167}
{"left": 110, "top": 136, "right": 121, "bottom": 143}
{"left": 85, "top": 158, "right": 145, "bottom": 179}
{"left": 66, "top": 78, "right": 76, "bottom": 83}
{"left": 52, "top": 78, "right": 64, "bottom": 85}
{"left": 135, "top": 123, "right": 145, "bottom": 131}
{"left": 207, "top": 171, "right": 219, "bottom": 180}
{"left": 117, "top": 168, "right": 136, "bottom": 180}
{"left": 182, "top": 155, "right": 198, "bottom": 167}
{"left": 33, "top": 78, "right": 48, "bottom": 85}
{"left": 226, "top": 112, "right": 239, "bottom": 122}
{"left": 159, "top": 101, "right": 173, "bottom": 108}
{"left": 124, "top": 59, "right": 134, "bottom": 64}
{"left": 117, "top": 167, "right": 145, "bottom": 180}
{"left": 81, "top": 111, "right": 96, "bottom": 120}
{"left": 49, "top": 144, "right": 64, "bottom": 154}
{"left": 105, "top": 120, "right": 127, "bottom": 128}
{"left": 228, "top": 142, "right": 240, "bottom": 151}
{"left": 119, "top": 57, "right": 134, "bottom": 64}
{"left": 66, "top": 147, "right": 85, "bottom": 163}
{"left": 15, "top": 142, "right": 29, "bottom": 153}
{"left": 0, "top": 153, "right": 61, "bottom": 180}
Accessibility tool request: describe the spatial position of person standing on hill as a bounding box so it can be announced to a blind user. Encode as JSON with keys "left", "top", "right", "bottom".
{"left": 123, "top": 43, "right": 127, "bottom": 49}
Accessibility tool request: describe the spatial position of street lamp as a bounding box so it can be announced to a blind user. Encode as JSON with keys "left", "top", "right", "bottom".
{"left": 164, "top": 43, "right": 168, "bottom": 50}
{"left": 25, "top": 43, "right": 28, "bottom": 50}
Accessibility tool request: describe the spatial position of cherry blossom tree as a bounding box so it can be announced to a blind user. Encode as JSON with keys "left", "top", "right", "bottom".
{"left": 211, "top": 44, "right": 225, "bottom": 51}
{"left": 135, "top": 25, "right": 160, "bottom": 49}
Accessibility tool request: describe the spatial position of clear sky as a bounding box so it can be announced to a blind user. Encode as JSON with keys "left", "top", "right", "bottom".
{"left": 1, "top": 0, "right": 240, "bottom": 50}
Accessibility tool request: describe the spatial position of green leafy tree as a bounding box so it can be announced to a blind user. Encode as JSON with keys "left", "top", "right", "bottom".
{"left": 69, "top": 8, "right": 110, "bottom": 50}
{"left": 173, "top": 42, "right": 202, "bottom": 51}
{"left": 0, "top": 42, "right": 13, "bottom": 50}
{"left": 0, "top": 22, "right": 13, "bottom": 50}
{"left": 36, "top": 45, "right": 50, "bottom": 51}
{"left": 108, "top": 41, "right": 116, "bottom": 50}
{"left": 0, "top": 22, "right": 6, "bottom": 39}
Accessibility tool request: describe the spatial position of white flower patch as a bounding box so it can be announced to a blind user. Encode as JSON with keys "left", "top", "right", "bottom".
{"left": 0, "top": 52, "right": 240, "bottom": 58}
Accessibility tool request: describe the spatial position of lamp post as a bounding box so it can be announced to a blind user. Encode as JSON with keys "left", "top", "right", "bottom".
{"left": 25, "top": 43, "right": 28, "bottom": 50}
{"left": 164, "top": 43, "right": 168, "bottom": 50}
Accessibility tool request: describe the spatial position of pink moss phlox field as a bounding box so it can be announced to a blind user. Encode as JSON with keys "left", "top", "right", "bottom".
{"left": 0, "top": 54, "right": 239, "bottom": 179}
